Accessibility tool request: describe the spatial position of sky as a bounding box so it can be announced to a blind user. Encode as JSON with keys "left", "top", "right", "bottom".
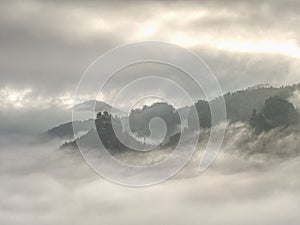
{"left": 1, "top": 0, "right": 300, "bottom": 132}
{"left": 0, "top": 2, "right": 300, "bottom": 224}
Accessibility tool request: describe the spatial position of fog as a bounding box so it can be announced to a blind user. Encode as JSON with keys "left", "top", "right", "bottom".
{"left": 1, "top": 122, "right": 299, "bottom": 225}
{"left": 290, "top": 89, "right": 300, "bottom": 110}
{"left": 1, "top": 0, "right": 300, "bottom": 223}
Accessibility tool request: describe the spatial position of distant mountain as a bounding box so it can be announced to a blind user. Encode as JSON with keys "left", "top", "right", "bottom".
{"left": 184, "top": 83, "right": 300, "bottom": 129}
{"left": 61, "top": 112, "right": 153, "bottom": 152}
{"left": 72, "top": 100, "right": 126, "bottom": 116}
{"left": 129, "top": 102, "right": 180, "bottom": 137}
{"left": 250, "top": 96, "right": 299, "bottom": 133}
{"left": 213, "top": 83, "right": 300, "bottom": 122}
{"left": 45, "top": 83, "right": 300, "bottom": 148}
{"left": 43, "top": 119, "right": 94, "bottom": 140}
{"left": 44, "top": 100, "right": 126, "bottom": 140}
{"left": 44, "top": 101, "right": 125, "bottom": 140}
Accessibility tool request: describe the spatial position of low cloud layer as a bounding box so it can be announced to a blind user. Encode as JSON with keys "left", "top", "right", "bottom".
{"left": 0, "top": 122, "right": 300, "bottom": 225}
{"left": 289, "top": 89, "right": 300, "bottom": 110}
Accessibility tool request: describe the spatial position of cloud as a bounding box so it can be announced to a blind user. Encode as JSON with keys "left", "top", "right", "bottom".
{"left": 289, "top": 89, "right": 300, "bottom": 110}
{"left": 1, "top": 1, "right": 300, "bottom": 223}
{"left": 0, "top": 87, "right": 74, "bottom": 135}
{"left": 0, "top": 122, "right": 300, "bottom": 225}
{"left": 1, "top": 0, "right": 300, "bottom": 102}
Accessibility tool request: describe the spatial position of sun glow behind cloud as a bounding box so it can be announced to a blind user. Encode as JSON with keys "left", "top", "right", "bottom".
{"left": 137, "top": 22, "right": 158, "bottom": 38}
{"left": 214, "top": 39, "right": 300, "bottom": 58}
{"left": 168, "top": 33, "right": 300, "bottom": 59}
{"left": 122, "top": 10, "right": 300, "bottom": 59}
{"left": 1, "top": 0, "right": 300, "bottom": 108}
{"left": 10, "top": 1, "right": 300, "bottom": 59}
{"left": 0, "top": 87, "right": 33, "bottom": 109}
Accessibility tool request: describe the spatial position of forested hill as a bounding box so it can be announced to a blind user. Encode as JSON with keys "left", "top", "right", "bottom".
{"left": 44, "top": 83, "right": 300, "bottom": 141}
{"left": 211, "top": 83, "right": 300, "bottom": 122}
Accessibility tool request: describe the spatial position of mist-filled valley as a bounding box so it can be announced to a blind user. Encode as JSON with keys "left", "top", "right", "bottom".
{"left": 1, "top": 84, "right": 300, "bottom": 225}
{"left": 1, "top": 124, "right": 300, "bottom": 225}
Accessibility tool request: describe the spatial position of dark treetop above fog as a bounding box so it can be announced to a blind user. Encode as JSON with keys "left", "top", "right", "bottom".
{"left": 44, "top": 83, "right": 300, "bottom": 151}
